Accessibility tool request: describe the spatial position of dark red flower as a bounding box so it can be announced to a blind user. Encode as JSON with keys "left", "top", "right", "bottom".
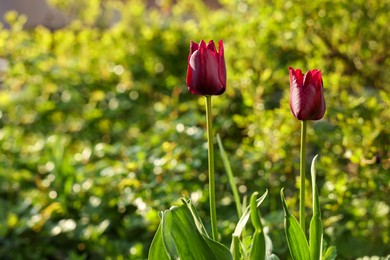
{"left": 186, "top": 40, "right": 226, "bottom": 95}
{"left": 289, "top": 67, "right": 326, "bottom": 120}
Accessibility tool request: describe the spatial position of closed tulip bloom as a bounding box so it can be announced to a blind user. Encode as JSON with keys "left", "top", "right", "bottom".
{"left": 186, "top": 40, "right": 226, "bottom": 95}
{"left": 289, "top": 67, "right": 326, "bottom": 120}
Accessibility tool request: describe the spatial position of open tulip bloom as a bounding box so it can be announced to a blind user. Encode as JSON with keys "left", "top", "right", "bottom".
{"left": 186, "top": 40, "right": 226, "bottom": 96}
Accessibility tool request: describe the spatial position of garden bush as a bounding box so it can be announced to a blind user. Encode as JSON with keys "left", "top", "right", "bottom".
{"left": 0, "top": 0, "right": 388, "bottom": 259}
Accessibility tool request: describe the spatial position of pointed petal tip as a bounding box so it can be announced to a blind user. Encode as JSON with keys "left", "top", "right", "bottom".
{"left": 218, "top": 40, "right": 224, "bottom": 53}
{"left": 189, "top": 41, "right": 198, "bottom": 54}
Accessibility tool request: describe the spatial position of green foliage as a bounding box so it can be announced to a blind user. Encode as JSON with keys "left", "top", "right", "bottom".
{"left": 149, "top": 200, "right": 232, "bottom": 260}
{"left": 0, "top": 0, "right": 389, "bottom": 259}
{"left": 228, "top": 190, "right": 278, "bottom": 259}
{"left": 281, "top": 188, "right": 311, "bottom": 260}
{"left": 217, "top": 134, "right": 242, "bottom": 217}
{"left": 309, "top": 156, "right": 323, "bottom": 260}
{"left": 249, "top": 192, "right": 266, "bottom": 260}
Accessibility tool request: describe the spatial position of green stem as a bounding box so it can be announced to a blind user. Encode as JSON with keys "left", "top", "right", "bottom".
{"left": 205, "top": 95, "right": 218, "bottom": 240}
{"left": 300, "top": 120, "right": 307, "bottom": 234}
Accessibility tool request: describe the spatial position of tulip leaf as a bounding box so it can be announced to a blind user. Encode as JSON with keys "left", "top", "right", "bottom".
{"left": 202, "top": 234, "right": 234, "bottom": 260}
{"left": 250, "top": 231, "right": 266, "bottom": 260}
{"left": 148, "top": 223, "right": 170, "bottom": 260}
{"left": 181, "top": 197, "right": 210, "bottom": 238}
{"left": 232, "top": 189, "right": 268, "bottom": 238}
{"left": 309, "top": 155, "right": 323, "bottom": 260}
{"left": 153, "top": 203, "right": 232, "bottom": 260}
{"left": 280, "top": 188, "right": 311, "bottom": 260}
{"left": 231, "top": 236, "right": 244, "bottom": 260}
{"left": 249, "top": 192, "right": 266, "bottom": 260}
{"left": 181, "top": 199, "right": 232, "bottom": 258}
{"left": 217, "top": 134, "right": 243, "bottom": 218}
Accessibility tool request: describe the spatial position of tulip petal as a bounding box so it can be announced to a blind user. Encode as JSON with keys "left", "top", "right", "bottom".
{"left": 217, "top": 40, "right": 226, "bottom": 95}
{"left": 201, "top": 48, "right": 223, "bottom": 95}
{"left": 187, "top": 50, "right": 201, "bottom": 95}
{"left": 289, "top": 67, "right": 304, "bottom": 119}
{"left": 207, "top": 40, "right": 217, "bottom": 53}
{"left": 289, "top": 67, "right": 304, "bottom": 87}
{"left": 189, "top": 41, "right": 198, "bottom": 60}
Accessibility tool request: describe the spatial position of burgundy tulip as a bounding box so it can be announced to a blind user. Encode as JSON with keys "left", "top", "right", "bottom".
{"left": 186, "top": 40, "right": 226, "bottom": 95}
{"left": 289, "top": 67, "right": 326, "bottom": 120}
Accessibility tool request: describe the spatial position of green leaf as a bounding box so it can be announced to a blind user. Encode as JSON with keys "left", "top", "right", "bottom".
{"left": 149, "top": 201, "right": 232, "bottom": 260}
{"left": 181, "top": 197, "right": 210, "bottom": 238}
{"left": 231, "top": 236, "right": 243, "bottom": 260}
{"left": 202, "top": 234, "right": 234, "bottom": 260}
{"left": 309, "top": 155, "right": 323, "bottom": 260}
{"left": 217, "top": 134, "right": 243, "bottom": 218}
{"left": 160, "top": 204, "right": 232, "bottom": 260}
{"left": 232, "top": 190, "right": 268, "bottom": 238}
{"left": 280, "top": 188, "right": 311, "bottom": 260}
{"left": 250, "top": 231, "right": 266, "bottom": 260}
{"left": 148, "top": 223, "right": 170, "bottom": 260}
{"left": 249, "top": 192, "right": 266, "bottom": 260}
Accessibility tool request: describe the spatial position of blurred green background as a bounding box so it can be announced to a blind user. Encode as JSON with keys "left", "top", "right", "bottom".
{"left": 0, "top": 0, "right": 389, "bottom": 259}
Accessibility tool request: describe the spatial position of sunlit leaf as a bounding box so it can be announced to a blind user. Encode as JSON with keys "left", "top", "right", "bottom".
{"left": 232, "top": 190, "right": 268, "bottom": 238}
{"left": 249, "top": 192, "right": 266, "bottom": 260}
{"left": 148, "top": 224, "right": 170, "bottom": 260}
{"left": 181, "top": 197, "right": 210, "bottom": 238}
{"left": 217, "top": 134, "right": 242, "bottom": 218}
{"left": 309, "top": 155, "right": 323, "bottom": 260}
{"left": 280, "top": 188, "right": 310, "bottom": 260}
{"left": 157, "top": 204, "right": 232, "bottom": 260}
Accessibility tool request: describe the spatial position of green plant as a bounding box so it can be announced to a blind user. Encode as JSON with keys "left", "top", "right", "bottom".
{"left": 0, "top": 0, "right": 388, "bottom": 258}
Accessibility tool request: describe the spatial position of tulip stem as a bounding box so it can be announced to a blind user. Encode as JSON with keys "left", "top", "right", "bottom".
{"left": 205, "top": 95, "right": 218, "bottom": 240}
{"left": 300, "top": 120, "right": 307, "bottom": 234}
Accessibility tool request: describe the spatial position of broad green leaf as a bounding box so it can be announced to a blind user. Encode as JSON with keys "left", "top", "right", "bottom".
{"left": 161, "top": 205, "right": 232, "bottom": 260}
{"left": 249, "top": 192, "right": 266, "bottom": 260}
{"left": 280, "top": 188, "right": 311, "bottom": 260}
{"left": 202, "top": 234, "right": 235, "bottom": 260}
{"left": 232, "top": 190, "right": 268, "bottom": 237}
{"left": 183, "top": 199, "right": 232, "bottom": 258}
{"left": 181, "top": 197, "right": 210, "bottom": 238}
{"left": 148, "top": 223, "right": 170, "bottom": 260}
{"left": 309, "top": 155, "right": 323, "bottom": 260}
{"left": 217, "top": 134, "right": 242, "bottom": 218}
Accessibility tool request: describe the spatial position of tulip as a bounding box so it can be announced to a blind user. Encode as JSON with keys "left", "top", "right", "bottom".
{"left": 186, "top": 40, "right": 226, "bottom": 95}
{"left": 288, "top": 67, "right": 326, "bottom": 234}
{"left": 289, "top": 67, "right": 326, "bottom": 121}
